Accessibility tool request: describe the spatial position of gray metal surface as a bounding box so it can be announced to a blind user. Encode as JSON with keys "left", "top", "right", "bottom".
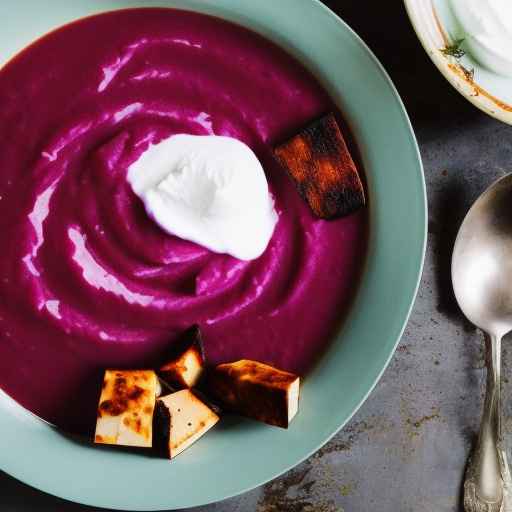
{"left": 2, "top": 1, "right": 512, "bottom": 511}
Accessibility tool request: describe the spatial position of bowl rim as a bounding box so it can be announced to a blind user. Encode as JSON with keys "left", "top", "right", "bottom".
{"left": 403, "top": 0, "right": 512, "bottom": 126}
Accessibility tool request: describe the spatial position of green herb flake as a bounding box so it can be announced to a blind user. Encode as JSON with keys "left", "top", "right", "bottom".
{"left": 441, "top": 38, "right": 466, "bottom": 59}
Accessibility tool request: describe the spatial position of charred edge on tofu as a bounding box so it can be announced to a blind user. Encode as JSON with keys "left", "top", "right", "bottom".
{"left": 274, "top": 113, "right": 365, "bottom": 219}
{"left": 161, "top": 325, "right": 205, "bottom": 363}
{"left": 308, "top": 115, "right": 364, "bottom": 216}
{"left": 206, "top": 363, "right": 293, "bottom": 428}
{"left": 159, "top": 325, "right": 207, "bottom": 389}
{"left": 153, "top": 400, "right": 172, "bottom": 458}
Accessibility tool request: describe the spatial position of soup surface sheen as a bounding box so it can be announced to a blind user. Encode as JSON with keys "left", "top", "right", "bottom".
{"left": 0, "top": 8, "right": 367, "bottom": 432}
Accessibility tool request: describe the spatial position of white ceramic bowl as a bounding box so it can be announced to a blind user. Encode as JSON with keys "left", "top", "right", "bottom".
{"left": 404, "top": 0, "right": 512, "bottom": 125}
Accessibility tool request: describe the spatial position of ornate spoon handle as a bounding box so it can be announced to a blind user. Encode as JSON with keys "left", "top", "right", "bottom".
{"left": 464, "top": 334, "right": 512, "bottom": 512}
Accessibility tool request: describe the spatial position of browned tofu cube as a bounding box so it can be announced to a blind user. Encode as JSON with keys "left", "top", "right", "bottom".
{"left": 207, "top": 360, "right": 300, "bottom": 428}
{"left": 154, "top": 389, "right": 219, "bottom": 458}
{"left": 159, "top": 325, "right": 205, "bottom": 389}
{"left": 94, "top": 369, "right": 160, "bottom": 448}
{"left": 274, "top": 113, "right": 365, "bottom": 219}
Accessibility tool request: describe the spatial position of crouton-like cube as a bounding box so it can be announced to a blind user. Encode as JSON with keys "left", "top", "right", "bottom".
{"left": 274, "top": 113, "right": 365, "bottom": 219}
{"left": 207, "top": 360, "right": 300, "bottom": 428}
{"left": 159, "top": 325, "right": 205, "bottom": 389}
{"left": 94, "top": 370, "right": 160, "bottom": 448}
{"left": 154, "top": 389, "right": 219, "bottom": 458}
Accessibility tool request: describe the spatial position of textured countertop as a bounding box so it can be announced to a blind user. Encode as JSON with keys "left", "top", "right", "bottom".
{"left": 2, "top": 2, "right": 512, "bottom": 511}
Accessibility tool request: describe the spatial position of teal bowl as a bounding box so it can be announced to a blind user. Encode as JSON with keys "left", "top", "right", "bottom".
{"left": 0, "top": 0, "right": 426, "bottom": 509}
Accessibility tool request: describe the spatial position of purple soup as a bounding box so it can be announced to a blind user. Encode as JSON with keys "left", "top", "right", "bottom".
{"left": 0, "top": 9, "right": 367, "bottom": 433}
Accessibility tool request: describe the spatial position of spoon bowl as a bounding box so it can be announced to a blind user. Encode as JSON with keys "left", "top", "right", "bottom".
{"left": 453, "top": 174, "right": 512, "bottom": 338}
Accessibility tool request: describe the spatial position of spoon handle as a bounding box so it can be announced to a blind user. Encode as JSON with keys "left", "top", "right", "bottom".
{"left": 464, "top": 334, "right": 512, "bottom": 512}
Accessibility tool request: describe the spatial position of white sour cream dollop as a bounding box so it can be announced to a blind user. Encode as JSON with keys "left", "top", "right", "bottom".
{"left": 127, "top": 134, "right": 278, "bottom": 261}
{"left": 450, "top": 0, "right": 512, "bottom": 76}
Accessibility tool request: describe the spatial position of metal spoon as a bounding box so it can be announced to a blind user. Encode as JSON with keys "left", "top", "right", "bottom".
{"left": 452, "top": 174, "right": 512, "bottom": 512}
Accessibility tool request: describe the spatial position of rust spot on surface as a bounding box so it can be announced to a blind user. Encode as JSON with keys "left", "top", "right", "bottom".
{"left": 407, "top": 412, "right": 440, "bottom": 429}
{"left": 340, "top": 483, "right": 353, "bottom": 496}
{"left": 448, "top": 63, "right": 512, "bottom": 112}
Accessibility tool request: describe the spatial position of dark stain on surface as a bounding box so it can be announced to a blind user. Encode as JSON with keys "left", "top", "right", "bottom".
{"left": 407, "top": 413, "right": 440, "bottom": 429}
{"left": 315, "top": 417, "right": 390, "bottom": 457}
{"left": 396, "top": 344, "right": 411, "bottom": 355}
{"left": 258, "top": 465, "right": 343, "bottom": 512}
{"left": 258, "top": 467, "right": 315, "bottom": 512}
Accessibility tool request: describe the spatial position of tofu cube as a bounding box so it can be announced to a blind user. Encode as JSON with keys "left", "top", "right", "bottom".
{"left": 94, "top": 369, "right": 159, "bottom": 448}
{"left": 154, "top": 389, "right": 219, "bottom": 458}
{"left": 274, "top": 113, "right": 365, "bottom": 219}
{"left": 159, "top": 325, "right": 205, "bottom": 389}
{"left": 207, "top": 360, "right": 300, "bottom": 428}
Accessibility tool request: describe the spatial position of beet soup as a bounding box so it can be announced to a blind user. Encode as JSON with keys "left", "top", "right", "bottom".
{"left": 0, "top": 8, "right": 367, "bottom": 434}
